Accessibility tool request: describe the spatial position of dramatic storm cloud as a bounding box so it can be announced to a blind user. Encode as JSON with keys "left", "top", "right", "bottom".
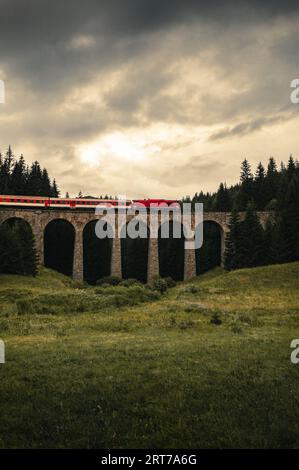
{"left": 0, "top": 0, "right": 299, "bottom": 197}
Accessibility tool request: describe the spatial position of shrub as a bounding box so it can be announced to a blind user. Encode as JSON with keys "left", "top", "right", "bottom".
{"left": 148, "top": 276, "right": 168, "bottom": 294}
{"left": 179, "top": 320, "right": 196, "bottom": 330}
{"left": 185, "top": 284, "right": 200, "bottom": 294}
{"left": 96, "top": 276, "right": 122, "bottom": 286}
{"left": 177, "top": 285, "right": 200, "bottom": 297}
{"left": 231, "top": 323, "right": 243, "bottom": 334}
{"left": 95, "top": 283, "right": 111, "bottom": 289}
{"left": 164, "top": 277, "right": 176, "bottom": 288}
{"left": 210, "top": 312, "right": 222, "bottom": 325}
{"left": 101, "top": 285, "right": 160, "bottom": 308}
{"left": 238, "top": 313, "right": 264, "bottom": 327}
{"left": 119, "top": 278, "right": 142, "bottom": 287}
{"left": 17, "top": 299, "right": 33, "bottom": 315}
{"left": 184, "top": 303, "right": 204, "bottom": 313}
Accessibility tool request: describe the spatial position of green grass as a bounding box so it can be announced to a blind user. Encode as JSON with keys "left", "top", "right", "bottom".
{"left": 0, "top": 263, "right": 299, "bottom": 448}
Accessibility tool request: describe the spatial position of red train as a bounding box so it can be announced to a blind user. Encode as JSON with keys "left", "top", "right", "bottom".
{"left": 0, "top": 195, "right": 180, "bottom": 209}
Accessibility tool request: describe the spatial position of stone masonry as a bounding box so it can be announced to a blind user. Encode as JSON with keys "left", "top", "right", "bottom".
{"left": 0, "top": 208, "right": 272, "bottom": 282}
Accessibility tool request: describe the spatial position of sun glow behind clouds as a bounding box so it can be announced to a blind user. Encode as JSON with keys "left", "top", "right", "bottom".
{"left": 79, "top": 131, "right": 154, "bottom": 165}
{"left": 78, "top": 124, "right": 204, "bottom": 166}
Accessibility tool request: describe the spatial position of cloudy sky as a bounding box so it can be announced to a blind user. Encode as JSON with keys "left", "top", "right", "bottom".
{"left": 0, "top": 0, "right": 299, "bottom": 198}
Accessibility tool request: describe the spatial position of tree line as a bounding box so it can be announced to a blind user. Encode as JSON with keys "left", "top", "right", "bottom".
{"left": 0, "top": 146, "right": 59, "bottom": 196}
{"left": 192, "top": 156, "right": 299, "bottom": 271}
{"left": 0, "top": 148, "right": 298, "bottom": 278}
{"left": 184, "top": 155, "right": 299, "bottom": 212}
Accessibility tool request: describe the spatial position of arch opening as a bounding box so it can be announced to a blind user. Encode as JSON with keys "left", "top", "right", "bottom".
{"left": 196, "top": 220, "right": 222, "bottom": 274}
{"left": 121, "top": 221, "right": 149, "bottom": 283}
{"left": 44, "top": 219, "right": 75, "bottom": 276}
{"left": 158, "top": 220, "right": 185, "bottom": 281}
{"left": 83, "top": 220, "right": 112, "bottom": 284}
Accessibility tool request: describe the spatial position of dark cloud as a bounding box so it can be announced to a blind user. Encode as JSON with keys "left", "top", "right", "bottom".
{"left": 0, "top": 1, "right": 299, "bottom": 196}
{"left": 209, "top": 112, "right": 296, "bottom": 141}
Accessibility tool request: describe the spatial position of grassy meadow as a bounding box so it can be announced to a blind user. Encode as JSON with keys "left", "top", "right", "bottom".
{"left": 0, "top": 262, "right": 299, "bottom": 448}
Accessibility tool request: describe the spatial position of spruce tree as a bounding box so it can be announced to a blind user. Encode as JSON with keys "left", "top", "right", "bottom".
{"left": 224, "top": 208, "right": 242, "bottom": 270}
{"left": 214, "top": 183, "right": 231, "bottom": 211}
{"left": 238, "top": 159, "right": 254, "bottom": 210}
{"left": 41, "top": 168, "right": 52, "bottom": 196}
{"left": 11, "top": 155, "right": 26, "bottom": 194}
{"left": 238, "top": 203, "right": 265, "bottom": 268}
{"left": 0, "top": 224, "right": 23, "bottom": 274}
{"left": 265, "top": 157, "right": 279, "bottom": 203}
{"left": 51, "top": 179, "right": 60, "bottom": 197}
{"left": 15, "top": 221, "right": 38, "bottom": 276}
{"left": 254, "top": 162, "right": 267, "bottom": 209}
{"left": 279, "top": 175, "right": 299, "bottom": 262}
{"left": 1, "top": 146, "right": 14, "bottom": 194}
{"left": 26, "top": 161, "right": 43, "bottom": 195}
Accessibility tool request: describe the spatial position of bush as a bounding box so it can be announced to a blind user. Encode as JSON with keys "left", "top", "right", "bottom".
{"left": 179, "top": 320, "right": 196, "bottom": 330}
{"left": 164, "top": 277, "right": 176, "bottom": 288}
{"left": 148, "top": 276, "right": 168, "bottom": 294}
{"left": 95, "top": 283, "right": 111, "bottom": 290}
{"left": 210, "top": 312, "right": 222, "bottom": 325}
{"left": 17, "top": 299, "right": 33, "bottom": 315}
{"left": 231, "top": 323, "right": 243, "bottom": 334}
{"left": 177, "top": 284, "right": 200, "bottom": 297}
{"left": 184, "top": 303, "right": 204, "bottom": 313}
{"left": 96, "top": 276, "right": 122, "bottom": 286}
{"left": 101, "top": 285, "right": 160, "bottom": 308}
{"left": 119, "top": 278, "right": 142, "bottom": 287}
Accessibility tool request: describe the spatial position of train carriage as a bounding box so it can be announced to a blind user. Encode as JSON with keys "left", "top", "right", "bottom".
{"left": 0, "top": 195, "right": 179, "bottom": 210}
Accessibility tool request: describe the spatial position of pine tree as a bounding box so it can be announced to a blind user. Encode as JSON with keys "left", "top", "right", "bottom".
{"left": 267, "top": 157, "right": 278, "bottom": 176}
{"left": 16, "top": 221, "right": 38, "bottom": 275}
{"left": 279, "top": 175, "right": 299, "bottom": 262}
{"left": 254, "top": 162, "right": 267, "bottom": 209}
{"left": 26, "top": 161, "right": 43, "bottom": 195}
{"left": 1, "top": 146, "right": 14, "bottom": 194}
{"left": 0, "top": 224, "right": 23, "bottom": 274}
{"left": 238, "top": 203, "right": 265, "bottom": 267}
{"left": 214, "top": 183, "right": 231, "bottom": 211}
{"left": 265, "top": 157, "right": 279, "bottom": 203}
{"left": 51, "top": 179, "right": 60, "bottom": 197}
{"left": 287, "top": 154, "right": 296, "bottom": 177}
{"left": 224, "top": 208, "right": 242, "bottom": 270}
{"left": 41, "top": 168, "right": 52, "bottom": 196}
{"left": 238, "top": 159, "right": 254, "bottom": 209}
{"left": 11, "top": 155, "right": 26, "bottom": 194}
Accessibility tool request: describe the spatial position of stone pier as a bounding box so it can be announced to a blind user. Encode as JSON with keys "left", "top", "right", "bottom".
{"left": 0, "top": 208, "right": 272, "bottom": 283}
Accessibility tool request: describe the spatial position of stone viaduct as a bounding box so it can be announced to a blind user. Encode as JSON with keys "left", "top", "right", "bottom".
{"left": 0, "top": 208, "right": 271, "bottom": 283}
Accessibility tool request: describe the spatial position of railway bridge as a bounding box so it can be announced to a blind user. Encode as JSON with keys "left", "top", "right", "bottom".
{"left": 0, "top": 208, "right": 271, "bottom": 282}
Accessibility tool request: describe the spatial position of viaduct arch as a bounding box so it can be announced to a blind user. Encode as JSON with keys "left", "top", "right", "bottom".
{"left": 0, "top": 208, "right": 271, "bottom": 283}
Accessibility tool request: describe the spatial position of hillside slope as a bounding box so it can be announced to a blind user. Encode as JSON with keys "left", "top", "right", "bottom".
{"left": 0, "top": 263, "right": 299, "bottom": 448}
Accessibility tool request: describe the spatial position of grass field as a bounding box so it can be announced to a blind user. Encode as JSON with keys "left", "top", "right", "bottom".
{"left": 0, "top": 263, "right": 299, "bottom": 448}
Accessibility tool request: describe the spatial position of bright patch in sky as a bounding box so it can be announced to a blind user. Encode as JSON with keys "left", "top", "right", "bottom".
{"left": 78, "top": 125, "right": 205, "bottom": 166}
